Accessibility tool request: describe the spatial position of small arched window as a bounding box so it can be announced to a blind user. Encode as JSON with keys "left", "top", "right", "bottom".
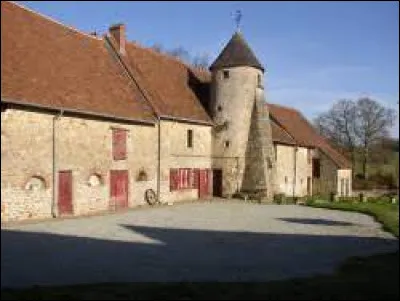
{"left": 88, "top": 174, "right": 102, "bottom": 187}
{"left": 25, "top": 176, "right": 46, "bottom": 191}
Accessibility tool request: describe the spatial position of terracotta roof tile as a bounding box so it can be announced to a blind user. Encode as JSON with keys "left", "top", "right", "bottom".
{"left": 268, "top": 103, "right": 351, "bottom": 168}
{"left": 271, "top": 119, "right": 296, "bottom": 145}
{"left": 123, "top": 41, "right": 212, "bottom": 124}
{"left": 210, "top": 32, "right": 264, "bottom": 71}
{"left": 1, "top": 1, "right": 155, "bottom": 123}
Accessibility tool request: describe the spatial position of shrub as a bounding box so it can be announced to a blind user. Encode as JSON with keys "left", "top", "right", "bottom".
{"left": 273, "top": 193, "right": 285, "bottom": 204}
{"left": 337, "top": 196, "right": 360, "bottom": 203}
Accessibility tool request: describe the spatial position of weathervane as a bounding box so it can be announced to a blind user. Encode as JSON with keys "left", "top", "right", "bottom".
{"left": 233, "top": 9, "right": 242, "bottom": 31}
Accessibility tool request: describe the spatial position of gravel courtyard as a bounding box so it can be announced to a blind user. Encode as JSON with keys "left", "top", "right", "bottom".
{"left": 1, "top": 201, "right": 398, "bottom": 288}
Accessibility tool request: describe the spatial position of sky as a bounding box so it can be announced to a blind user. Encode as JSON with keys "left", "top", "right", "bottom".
{"left": 18, "top": 1, "right": 400, "bottom": 137}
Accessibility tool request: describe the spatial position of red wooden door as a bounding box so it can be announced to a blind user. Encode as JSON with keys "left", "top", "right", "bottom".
{"left": 110, "top": 170, "right": 129, "bottom": 210}
{"left": 58, "top": 171, "right": 73, "bottom": 215}
{"left": 198, "top": 169, "right": 210, "bottom": 199}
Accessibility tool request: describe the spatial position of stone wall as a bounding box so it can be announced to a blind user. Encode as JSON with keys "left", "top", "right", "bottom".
{"left": 274, "top": 144, "right": 312, "bottom": 197}
{"left": 312, "top": 150, "right": 337, "bottom": 196}
{"left": 337, "top": 169, "right": 352, "bottom": 197}
{"left": 1, "top": 107, "right": 53, "bottom": 221}
{"left": 1, "top": 105, "right": 158, "bottom": 222}
{"left": 210, "top": 66, "right": 266, "bottom": 197}
{"left": 159, "top": 120, "right": 212, "bottom": 203}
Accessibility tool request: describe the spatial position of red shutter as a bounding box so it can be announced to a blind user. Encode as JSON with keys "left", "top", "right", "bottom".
{"left": 193, "top": 169, "right": 199, "bottom": 188}
{"left": 170, "top": 169, "right": 179, "bottom": 191}
{"left": 113, "top": 129, "right": 127, "bottom": 160}
{"left": 208, "top": 168, "right": 213, "bottom": 195}
{"left": 189, "top": 169, "right": 193, "bottom": 188}
{"left": 181, "top": 169, "right": 186, "bottom": 188}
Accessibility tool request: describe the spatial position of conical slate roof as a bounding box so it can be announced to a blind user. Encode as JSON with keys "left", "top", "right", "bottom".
{"left": 210, "top": 31, "right": 264, "bottom": 72}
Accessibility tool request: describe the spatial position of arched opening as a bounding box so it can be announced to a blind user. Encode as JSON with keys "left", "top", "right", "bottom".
{"left": 25, "top": 176, "right": 46, "bottom": 191}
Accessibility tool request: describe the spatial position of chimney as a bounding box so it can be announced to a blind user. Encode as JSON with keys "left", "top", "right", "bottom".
{"left": 109, "top": 23, "right": 126, "bottom": 54}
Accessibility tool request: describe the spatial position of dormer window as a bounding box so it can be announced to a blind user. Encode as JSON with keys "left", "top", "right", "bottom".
{"left": 223, "top": 70, "right": 230, "bottom": 79}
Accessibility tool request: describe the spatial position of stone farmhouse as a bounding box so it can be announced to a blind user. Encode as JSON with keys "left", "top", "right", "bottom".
{"left": 1, "top": 1, "right": 352, "bottom": 222}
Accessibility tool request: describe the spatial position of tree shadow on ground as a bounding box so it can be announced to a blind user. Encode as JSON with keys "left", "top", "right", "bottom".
{"left": 277, "top": 218, "right": 354, "bottom": 226}
{"left": 1, "top": 223, "right": 397, "bottom": 291}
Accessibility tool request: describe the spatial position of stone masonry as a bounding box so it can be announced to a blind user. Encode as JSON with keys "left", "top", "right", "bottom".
{"left": 1, "top": 105, "right": 158, "bottom": 222}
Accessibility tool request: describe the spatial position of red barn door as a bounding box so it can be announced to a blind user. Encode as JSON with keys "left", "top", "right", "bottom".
{"left": 58, "top": 171, "right": 73, "bottom": 215}
{"left": 198, "top": 169, "right": 211, "bottom": 199}
{"left": 110, "top": 170, "right": 129, "bottom": 210}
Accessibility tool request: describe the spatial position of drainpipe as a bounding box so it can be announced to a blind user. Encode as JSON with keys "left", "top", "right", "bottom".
{"left": 293, "top": 146, "right": 298, "bottom": 199}
{"left": 52, "top": 109, "right": 64, "bottom": 218}
{"left": 157, "top": 117, "right": 161, "bottom": 203}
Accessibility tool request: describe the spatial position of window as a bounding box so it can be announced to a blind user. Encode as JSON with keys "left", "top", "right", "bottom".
{"left": 25, "top": 176, "right": 46, "bottom": 191}
{"left": 267, "top": 157, "right": 273, "bottom": 169}
{"left": 223, "top": 70, "right": 229, "bottom": 79}
{"left": 88, "top": 174, "right": 102, "bottom": 187}
{"left": 257, "top": 74, "right": 263, "bottom": 88}
{"left": 217, "top": 105, "right": 222, "bottom": 112}
{"left": 274, "top": 145, "right": 277, "bottom": 160}
{"left": 285, "top": 176, "right": 288, "bottom": 184}
{"left": 170, "top": 168, "right": 194, "bottom": 191}
{"left": 112, "top": 128, "right": 127, "bottom": 160}
{"left": 312, "top": 158, "right": 320, "bottom": 178}
{"left": 187, "top": 129, "right": 193, "bottom": 148}
{"left": 224, "top": 140, "right": 230, "bottom": 148}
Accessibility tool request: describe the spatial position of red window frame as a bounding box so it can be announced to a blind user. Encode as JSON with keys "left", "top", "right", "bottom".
{"left": 112, "top": 128, "right": 127, "bottom": 160}
{"left": 170, "top": 168, "right": 196, "bottom": 191}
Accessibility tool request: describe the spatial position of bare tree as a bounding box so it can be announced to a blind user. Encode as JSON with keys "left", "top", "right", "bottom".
{"left": 167, "top": 46, "right": 191, "bottom": 64}
{"left": 151, "top": 43, "right": 163, "bottom": 53}
{"left": 313, "top": 99, "right": 358, "bottom": 167}
{"left": 192, "top": 53, "right": 210, "bottom": 68}
{"left": 149, "top": 43, "right": 210, "bottom": 68}
{"left": 354, "top": 97, "right": 396, "bottom": 179}
{"left": 314, "top": 97, "right": 396, "bottom": 179}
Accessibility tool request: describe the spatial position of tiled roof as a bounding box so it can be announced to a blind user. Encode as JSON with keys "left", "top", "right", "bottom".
{"left": 271, "top": 119, "right": 296, "bottom": 145}
{"left": 210, "top": 32, "right": 264, "bottom": 72}
{"left": 268, "top": 103, "right": 351, "bottom": 168}
{"left": 122, "top": 41, "right": 212, "bottom": 124}
{"left": 1, "top": 1, "right": 155, "bottom": 123}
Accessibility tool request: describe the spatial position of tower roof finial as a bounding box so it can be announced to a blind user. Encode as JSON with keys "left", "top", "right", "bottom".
{"left": 233, "top": 9, "right": 242, "bottom": 32}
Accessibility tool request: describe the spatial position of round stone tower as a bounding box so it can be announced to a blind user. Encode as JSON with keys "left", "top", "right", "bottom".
{"left": 209, "top": 31, "right": 275, "bottom": 199}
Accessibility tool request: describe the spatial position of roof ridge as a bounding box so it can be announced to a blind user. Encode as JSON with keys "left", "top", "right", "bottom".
{"left": 125, "top": 40, "right": 211, "bottom": 79}
{"left": 267, "top": 102, "right": 300, "bottom": 113}
{"left": 8, "top": 1, "right": 102, "bottom": 41}
{"left": 297, "top": 111, "right": 351, "bottom": 166}
{"left": 270, "top": 116, "right": 298, "bottom": 143}
{"left": 126, "top": 40, "right": 195, "bottom": 70}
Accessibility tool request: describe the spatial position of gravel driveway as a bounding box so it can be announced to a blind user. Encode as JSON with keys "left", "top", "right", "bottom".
{"left": 1, "top": 201, "right": 398, "bottom": 288}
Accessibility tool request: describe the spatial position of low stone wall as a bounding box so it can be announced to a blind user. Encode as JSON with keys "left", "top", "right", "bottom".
{"left": 352, "top": 189, "right": 398, "bottom": 198}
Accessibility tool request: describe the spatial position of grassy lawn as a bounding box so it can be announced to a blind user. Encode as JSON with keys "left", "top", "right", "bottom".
{"left": 2, "top": 200, "right": 399, "bottom": 300}
{"left": 307, "top": 200, "right": 399, "bottom": 237}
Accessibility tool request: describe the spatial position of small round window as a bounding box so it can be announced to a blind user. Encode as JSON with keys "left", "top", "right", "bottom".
{"left": 88, "top": 174, "right": 102, "bottom": 187}
{"left": 25, "top": 176, "right": 46, "bottom": 191}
